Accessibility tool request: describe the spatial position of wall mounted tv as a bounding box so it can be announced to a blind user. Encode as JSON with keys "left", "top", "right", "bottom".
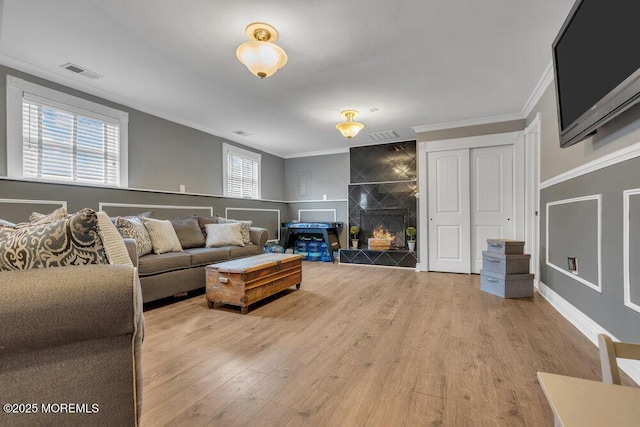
{"left": 553, "top": 0, "right": 640, "bottom": 148}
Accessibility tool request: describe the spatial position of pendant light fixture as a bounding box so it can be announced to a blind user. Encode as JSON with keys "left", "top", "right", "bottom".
{"left": 236, "top": 22, "right": 288, "bottom": 79}
{"left": 336, "top": 110, "right": 364, "bottom": 139}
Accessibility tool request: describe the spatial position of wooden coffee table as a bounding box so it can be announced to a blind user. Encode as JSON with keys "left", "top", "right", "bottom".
{"left": 205, "top": 253, "right": 303, "bottom": 314}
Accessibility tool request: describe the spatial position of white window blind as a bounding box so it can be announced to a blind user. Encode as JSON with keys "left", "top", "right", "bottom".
{"left": 22, "top": 94, "right": 120, "bottom": 185}
{"left": 223, "top": 143, "right": 261, "bottom": 199}
{"left": 6, "top": 76, "right": 128, "bottom": 187}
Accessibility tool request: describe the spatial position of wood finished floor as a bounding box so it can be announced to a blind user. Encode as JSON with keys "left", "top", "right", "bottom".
{"left": 140, "top": 262, "right": 631, "bottom": 426}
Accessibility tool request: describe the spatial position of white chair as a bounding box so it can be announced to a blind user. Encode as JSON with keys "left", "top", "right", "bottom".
{"left": 598, "top": 333, "right": 640, "bottom": 384}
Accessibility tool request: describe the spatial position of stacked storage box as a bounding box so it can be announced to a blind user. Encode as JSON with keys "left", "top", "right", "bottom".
{"left": 480, "top": 239, "right": 534, "bottom": 298}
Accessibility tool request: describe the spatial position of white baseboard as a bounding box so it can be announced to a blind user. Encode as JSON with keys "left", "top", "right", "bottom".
{"left": 537, "top": 281, "right": 640, "bottom": 385}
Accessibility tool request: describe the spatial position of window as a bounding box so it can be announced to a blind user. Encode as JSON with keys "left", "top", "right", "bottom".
{"left": 223, "top": 143, "right": 261, "bottom": 199}
{"left": 7, "top": 76, "right": 128, "bottom": 187}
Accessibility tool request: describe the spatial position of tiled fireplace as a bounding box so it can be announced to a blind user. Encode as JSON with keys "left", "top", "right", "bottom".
{"left": 340, "top": 141, "right": 417, "bottom": 268}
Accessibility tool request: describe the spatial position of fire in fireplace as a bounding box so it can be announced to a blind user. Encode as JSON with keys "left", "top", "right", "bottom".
{"left": 368, "top": 226, "right": 395, "bottom": 250}
{"left": 360, "top": 208, "right": 408, "bottom": 249}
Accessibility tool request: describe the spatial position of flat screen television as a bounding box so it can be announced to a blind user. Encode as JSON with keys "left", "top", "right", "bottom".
{"left": 552, "top": 0, "right": 640, "bottom": 148}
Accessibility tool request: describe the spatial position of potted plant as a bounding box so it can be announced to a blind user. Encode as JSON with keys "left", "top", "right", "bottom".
{"left": 350, "top": 225, "right": 360, "bottom": 249}
{"left": 406, "top": 226, "right": 417, "bottom": 251}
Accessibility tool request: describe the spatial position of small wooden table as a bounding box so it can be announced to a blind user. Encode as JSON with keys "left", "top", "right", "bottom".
{"left": 205, "top": 254, "right": 303, "bottom": 314}
{"left": 537, "top": 372, "right": 640, "bottom": 427}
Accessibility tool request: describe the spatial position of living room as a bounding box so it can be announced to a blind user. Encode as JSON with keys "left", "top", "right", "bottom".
{"left": 2, "top": 0, "right": 640, "bottom": 425}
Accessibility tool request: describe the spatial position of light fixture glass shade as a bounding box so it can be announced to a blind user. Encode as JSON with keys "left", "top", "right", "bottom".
{"left": 236, "top": 22, "right": 287, "bottom": 79}
{"left": 236, "top": 41, "right": 287, "bottom": 79}
{"left": 336, "top": 110, "right": 364, "bottom": 138}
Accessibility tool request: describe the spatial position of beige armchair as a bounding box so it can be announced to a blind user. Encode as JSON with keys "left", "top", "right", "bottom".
{"left": 0, "top": 264, "right": 143, "bottom": 426}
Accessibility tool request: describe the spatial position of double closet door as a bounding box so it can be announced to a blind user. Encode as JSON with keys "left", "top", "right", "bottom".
{"left": 427, "top": 144, "right": 514, "bottom": 274}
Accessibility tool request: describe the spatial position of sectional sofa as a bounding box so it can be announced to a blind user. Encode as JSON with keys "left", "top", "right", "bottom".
{"left": 135, "top": 225, "right": 269, "bottom": 303}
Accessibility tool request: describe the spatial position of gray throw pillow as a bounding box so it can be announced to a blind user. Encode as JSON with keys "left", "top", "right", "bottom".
{"left": 170, "top": 214, "right": 205, "bottom": 249}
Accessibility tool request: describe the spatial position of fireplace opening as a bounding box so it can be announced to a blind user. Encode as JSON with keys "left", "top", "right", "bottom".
{"left": 360, "top": 208, "right": 408, "bottom": 249}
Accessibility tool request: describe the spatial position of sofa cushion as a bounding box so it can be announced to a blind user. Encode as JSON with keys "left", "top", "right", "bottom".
{"left": 218, "top": 218, "right": 252, "bottom": 245}
{"left": 183, "top": 247, "right": 230, "bottom": 267}
{"left": 205, "top": 223, "right": 244, "bottom": 247}
{"left": 142, "top": 217, "right": 183, "bottom": 254}
{"left": 116, "top": 216, "right": 153, "bottom": 257}
{"left": 0, "top": 208, "right": 108, "bottom": 271}
{"left": 96, "top": 211, "right": 133, "bottom": 266}
{"left": 170, "top": 214, "right": 205, "bottom": 249}
{"left": 137, "top": 252, "right": 192, "bottom": 276}
{"left": 228, "top": 245, "right": 260, "bottom": 259}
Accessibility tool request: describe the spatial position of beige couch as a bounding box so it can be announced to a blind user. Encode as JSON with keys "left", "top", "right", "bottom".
{"left": 0, "top": 264, "right": 143, "bottom": 426}
{"left": 137, "top": 227, "right": 269, "bottom": 303}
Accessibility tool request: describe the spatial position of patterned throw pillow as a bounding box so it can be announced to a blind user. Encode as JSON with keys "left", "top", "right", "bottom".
{"left": 0, "top": 208, "right": 108, "bottom": 271}
{"left": 217, "top": 218, "right": 252, "bottom": 245}
{"left": 26, "top": 207, "right": 69, "bottom": 225}
{"left": 115, "top": 216, "right": 153, "bottom": 257}
{"left": 205, "top": 223, "right": 245, "bottom": 247}
{"left": 142, "top": 217, "right": 183, "bottom": 254}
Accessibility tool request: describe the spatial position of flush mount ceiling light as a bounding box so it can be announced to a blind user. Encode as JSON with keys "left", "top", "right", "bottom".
{"left": 236, "top": 22, "right": 288, "bottom": 79}
{"left": 335, "top": 110, "right": 364, "bottom": 139}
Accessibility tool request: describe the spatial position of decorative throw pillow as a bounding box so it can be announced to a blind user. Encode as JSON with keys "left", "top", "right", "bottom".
{"left": 205, "top": 223, "right": 244, "bottom": 247}
{"left": 96, "top": 211, "right": 133, "bottom": 266}
{"left": 0, "top": 208, "right": 108, "bottom": 271}
{"left": 198, "top": 215, "right": 222, "bottom": 236}
{"left": 169, "top": 214, "right": 205, "bottom": 249}
{"left": 28, "top": 207, "right": 68, "bottom": 225}
{"left": 115, "top": 216, "right": 153, "bottom": 257}
{"left": 142, "top": 217, "right": 183, "bottom": 254}
{"left": 109, "top": 211, "right": 153, "bottom": 225}
{"left": 0, "top": 219, "right": 15, "bottom": 227}
{"left": 217, "top": 218, "right": 252, "bottom": 245}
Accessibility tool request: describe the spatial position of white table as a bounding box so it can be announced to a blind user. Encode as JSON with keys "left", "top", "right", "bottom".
{"left": 537, "top": 371, "right": 640, "bottom": 427}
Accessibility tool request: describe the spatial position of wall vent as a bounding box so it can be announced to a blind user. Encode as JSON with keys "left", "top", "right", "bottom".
{"left": 368, "top": 130, "right": 398, "bottom": 142}
{"left": 60, "top": 63, "right": 103, "bottom": 80}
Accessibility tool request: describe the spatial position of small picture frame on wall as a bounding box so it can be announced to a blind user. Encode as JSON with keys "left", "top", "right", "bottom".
{"left": 568, "top": 256, "right": 578, "bottom": 275}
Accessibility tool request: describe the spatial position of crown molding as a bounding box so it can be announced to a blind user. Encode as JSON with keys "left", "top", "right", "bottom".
{"left": 283, "top": 147, "right": 349, "bottom": 159}
{"left": 521, "top": 61, "right": 554, "bottom": 119}
{"left": 411, "top": 112, "right": 525, "bottom": 134}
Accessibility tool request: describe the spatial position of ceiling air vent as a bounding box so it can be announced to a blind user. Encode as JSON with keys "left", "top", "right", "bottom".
{"left": 232, "top": 130, "right": 252, "bottom": 137}
{"left": 60, "top": 63, "right": 103, "bottom": 80}
{"left": 368, "top": 130, "right": 398, "bottom": 142}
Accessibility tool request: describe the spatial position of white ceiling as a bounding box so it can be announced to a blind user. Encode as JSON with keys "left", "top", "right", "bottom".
{"left": 0, "top": 0, "right": 575, "bottom": 158}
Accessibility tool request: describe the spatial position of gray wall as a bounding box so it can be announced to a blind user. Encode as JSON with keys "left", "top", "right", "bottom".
{"left": 282, "top": 153, "right": 350, "bottom": 248}
{"left": 0, "top": 179, "right": 287, "bottom": 243}
{"left": 284, "top": 153, "right": 349, "bottom": 201}
{"left": 0, "top": 64, "right": 285, "bottom": 200}
{"left": 530, "top": 80, "right": 640, "bottom": 342}
{"left": 527, "top": 84, "right": 640, "bottom": 182}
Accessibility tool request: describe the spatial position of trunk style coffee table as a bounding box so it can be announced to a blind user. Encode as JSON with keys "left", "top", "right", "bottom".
{"left": 205, "top": 253, "right": 303, "bottom": 314}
